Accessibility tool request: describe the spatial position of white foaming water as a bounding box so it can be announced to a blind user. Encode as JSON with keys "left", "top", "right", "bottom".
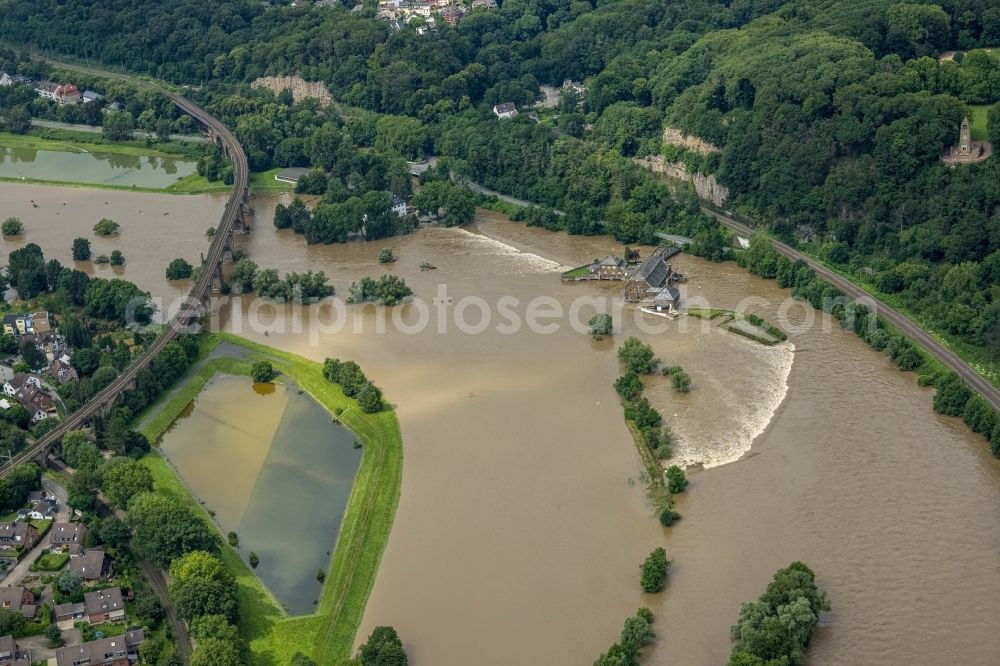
{"left": 673, "top": 340, "right": 795, "bottom": 469}
{"left": 450, "top": 227, "right": 568, "bottom": 273}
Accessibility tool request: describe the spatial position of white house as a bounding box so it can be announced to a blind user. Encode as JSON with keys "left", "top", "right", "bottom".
{"left": 18, "top": 499, "right": 56, "bottom": 521}
{"left": 391, "top": 195, "right": 408, "bottom": 217}
{"left": 492, "top": 102, "right": 518, "bottom": 119}
{"left": 3, "top": 374, "right": 41, "bottom": 397}
{"left": 0, "top": 72, "right": 11, "bottom": 87}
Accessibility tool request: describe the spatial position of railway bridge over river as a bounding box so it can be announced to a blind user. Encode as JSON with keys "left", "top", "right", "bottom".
{"left": 0, "top": 87, "right": 250, "bottom": 474}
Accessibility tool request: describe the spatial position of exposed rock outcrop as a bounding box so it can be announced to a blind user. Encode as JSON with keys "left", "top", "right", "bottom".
{"left": 251, "top": 75, "right": 335, "bottom": 107}
{"left": 637, "top": 156, "right": 729, "bottom": 207}
{"left": 661, "top": 126, "right": 720, "bottom": 155}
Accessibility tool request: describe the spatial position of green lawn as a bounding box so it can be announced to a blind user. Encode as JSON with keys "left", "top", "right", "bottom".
{"left": 561, "top": 264, "right": 592, "bottom": 279}
{"left": 31, "top": 552, "right": 69, "bottom": 572}
{"left": 136, "top": 333, "right": 403, "bottom": 665}
{"left": 969, "top": 104, "right": 990, "bottom": 141}
{"left": 250, "top": 167, "right": 292, "bottom": 191}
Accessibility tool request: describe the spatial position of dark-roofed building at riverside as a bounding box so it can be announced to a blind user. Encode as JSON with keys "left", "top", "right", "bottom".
{"left": 624, "top": 246, "right": 679, "bottom": 302}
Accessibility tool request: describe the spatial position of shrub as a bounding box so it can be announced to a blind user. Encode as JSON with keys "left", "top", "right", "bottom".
{"left": 659, "top": 504, "right": 680, "bottom": 527}
{"left": 93, "top": 218, "right": 121, "bottom": 236}
{"left": 666, "top": 465, "right": 688, "bottom": 493}
{"left": 671, "top": 370, "right": 691, "bottom": 392}
{"left": 640, "top": 547, "right": 670, "bottom": 593}
{"left": 378, "top": 248, "right": 396, "bottom": 264}
{"left": 1, "top": 217, "right": 23, "bottom": 236}
{"left": 614, "top": 372, "right": 643, "bottom": 401}
{"left": 250, "top": 361, "right": 275, "bottom": 383}
{"left": 166, "top": 258, "right": 193, "bottom": 280}
{"left": 71, "top": 237, "right": 92, "bottom": 261}
{"left": 588, "top": 313, "right": 613, "bottom": 338}
{"left": 618, "top": 337, "right": 659, "bottom": 374}
{"left": 109, "top": 250, "right": 125, "bottom": 266}
{"left": 624, "top": 398, "right": 661, "bottom": 429}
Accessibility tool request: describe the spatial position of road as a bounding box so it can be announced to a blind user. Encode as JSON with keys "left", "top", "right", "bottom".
{"left": 0, "top": 56, "right": 249, "bottom": 477}
{"left": 30, "top": 118, "right": 210, "bottom": 143}
{"left": 703, "top": 207, "right": 1000, "bottom": 412}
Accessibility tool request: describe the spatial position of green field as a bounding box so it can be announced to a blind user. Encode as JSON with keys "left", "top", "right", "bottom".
{"left": 137, "top": 333, "right": 403, "bottom": 665}
{"left": 0, "top": 129, "right": 202, "bottom": 159}
{"left": 969, "top": 104, "right": 990, "bottom": 141}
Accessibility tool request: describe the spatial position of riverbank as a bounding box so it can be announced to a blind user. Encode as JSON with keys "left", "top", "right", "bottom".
{"left": 135, "top": 332, "right": 403, "bottom": 665}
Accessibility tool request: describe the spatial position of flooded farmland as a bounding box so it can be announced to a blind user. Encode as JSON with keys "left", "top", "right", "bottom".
{"left": 158, "top": 373, "right": 361, "bottom": 615}
{"left": 0, "top": 146, "right": 196, "bottom": 188}
{"left": 3, "top": 180, "right": 1000, "bottom": 665}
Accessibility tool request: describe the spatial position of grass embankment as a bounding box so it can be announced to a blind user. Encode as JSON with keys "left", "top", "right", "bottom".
{"left": 136, "top": 333, "right": 403, "bottom": 666}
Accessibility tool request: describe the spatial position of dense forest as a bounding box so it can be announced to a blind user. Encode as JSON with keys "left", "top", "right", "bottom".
{"left": 3, "top": 0, "right": 1000, "bottom": 361}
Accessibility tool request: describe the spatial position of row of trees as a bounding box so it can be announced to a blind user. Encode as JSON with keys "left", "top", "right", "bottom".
{"left": 275, "top": 191, "right": 412, "bottom": 244}
{"left": 322, "top": 358, "right": 384, "bottom": 414}
{"left": 226, "top": 257, "right": 334, "bottom": 302}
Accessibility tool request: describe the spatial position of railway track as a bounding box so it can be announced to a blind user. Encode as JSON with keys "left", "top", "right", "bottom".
{"left": 704, "top": 208, "right": 1000, "bottom": 413}
{"left": 0, "top": 68, "right": 249, "bottom": 475}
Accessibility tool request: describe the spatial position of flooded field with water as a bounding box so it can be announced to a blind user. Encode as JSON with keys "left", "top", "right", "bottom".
{"left": 0, "top": 146, "right": 196, "bottom": 188}
{"left": 3, "top": 180, "right": 1000, "bottom": 665}
{"left": 158, "top": 373, "right": 361, "bottom": 615}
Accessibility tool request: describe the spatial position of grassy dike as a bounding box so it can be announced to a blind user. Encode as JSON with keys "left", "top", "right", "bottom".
{"left": 135, "top": 333, "right": 403, "bottom": 665}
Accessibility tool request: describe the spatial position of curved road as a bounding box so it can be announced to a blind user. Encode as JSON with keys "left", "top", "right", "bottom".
{"left": 704, "top": 208, "right": 1000, "bottom": 412}
{"left": 0, "top": 62, "right": 249, "bottom": 469}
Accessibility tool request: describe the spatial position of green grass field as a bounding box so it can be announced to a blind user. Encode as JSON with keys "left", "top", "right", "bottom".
{"left": 0, "top": 129, "right": 200, "bottom": 159}
{"left": 969, "top": 104, "right": 990, "bottom": 141}
{"left": 136, "top": 333, "right": 403, "bottom": 665}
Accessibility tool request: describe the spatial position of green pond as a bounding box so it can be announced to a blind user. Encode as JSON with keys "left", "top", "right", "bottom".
{"left": 0, "top": 146, "right": 196, "bottom": 188}
{"left": 158, "top": 374, "right": 362, "bottom": 615}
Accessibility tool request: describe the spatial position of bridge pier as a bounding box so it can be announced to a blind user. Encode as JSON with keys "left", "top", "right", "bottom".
{"left": 233, "top": 188, "right": 253, "bottom": 234}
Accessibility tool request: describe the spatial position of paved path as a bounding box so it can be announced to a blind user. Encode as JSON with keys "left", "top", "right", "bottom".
{"left": 703, "top": 207, "right": 1000, "bottom": 411}
{"left": 31, "top": 118, "right": 210, "bottom": 143}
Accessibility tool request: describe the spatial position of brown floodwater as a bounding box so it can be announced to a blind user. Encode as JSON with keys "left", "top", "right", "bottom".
{"left": 3, "top": 181, "right": 1000, "bottom": 665}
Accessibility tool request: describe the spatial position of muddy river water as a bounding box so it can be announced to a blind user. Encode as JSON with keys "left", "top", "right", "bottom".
{"left": 2, "top": 182, "right": 999, "bottom": 665}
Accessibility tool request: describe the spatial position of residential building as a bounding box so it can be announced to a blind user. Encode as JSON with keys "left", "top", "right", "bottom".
{"left": 49, "top": 357, "right": 79, "bottom": 383}
{"left": 12, "top": 384, "right": 56, "bottom": 423}
{"left": 587, "top": 255, "right": 629, "bottom": 280}
{"left": 83, "top": 588, "right": 126, "bottom": 624}
{"left": 0, "top": 589, "right": 36, "bottom": 619}
{"left": 54, "top": 629, "right": 144, "bottom": 666}
{"left": 54, "top": 84, "right": 81, "bottom": 104}
{"left": 17, "top": 498, "right": 55, "bottom": 521}
{"left": 70, "top": 549, "right": 114, "bottom": 581}
{"left": 52, "top": 602, "right": 85, "bottom": 624}
{"left": 624, "top": 246, "right": 678, "bottom": 302}
{"left": 273, "top": 167, "right": 312, "bottom": 185}
{"left": 391, "top": 195, "right": 408, "bottom": 217}
{"left": 440, "top": 4, "right": 463, "bottom": 24}
{"left": 493, "top": 102, "right": 518, "bottom": 119}
{"left": 2, "top": 313, "right": 44, "bottom": 337}
{"left": 51, "top": 523, "right": 87, "bottom": 555}
{"left": 3, "top": 374, "right": 42, "bottom": 396}
{"left": 0, "top": 72, "right": 11, "bottom": 87}
{"left": 33, "top": 81, "right": 58, "bottom": 100}
{"left": 0, "top": 522, "right": 38, "bottom": 550}
{"left": 0, "top": 634, "right": 29, "bottom": 666}
{"left": 81, "top": 90, "right": 104, "bottom": 104}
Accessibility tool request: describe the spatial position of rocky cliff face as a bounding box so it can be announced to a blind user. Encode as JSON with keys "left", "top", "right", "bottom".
{"left": 637, "top": 156, "right": 730, "bottom": 207}
{"left": 250, "top": 75, "right": 335, "bottom": 107}
{"left": 662, "top": 126, "right": 720, "bottom": 155}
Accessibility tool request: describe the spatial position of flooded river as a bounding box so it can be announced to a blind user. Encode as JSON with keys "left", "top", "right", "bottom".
{"left": 0, "top": 146, "right": 196, "bottom": 188}
{"left": 3, "top": 181, "right": 1000, "bottom": 664}
{"left": 158, "top": 373, "right": 361, "bottom": 615}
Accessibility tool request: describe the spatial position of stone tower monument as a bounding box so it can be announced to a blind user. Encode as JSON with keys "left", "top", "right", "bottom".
{"left": 959, "top": 116, "right": 972, "bottom": 156}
